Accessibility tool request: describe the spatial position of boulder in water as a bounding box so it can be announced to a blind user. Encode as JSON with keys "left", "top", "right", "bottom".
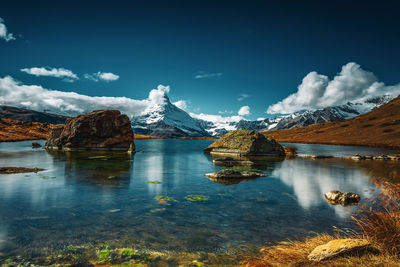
{"left": 44, "top": 110, "right": 135, "bottom": 153}
{"left": 204, "top": 130, "right": 285, "bottom": 157}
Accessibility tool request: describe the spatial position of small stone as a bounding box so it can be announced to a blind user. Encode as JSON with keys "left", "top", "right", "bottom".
{"left": 308, "top": 239, "right": 371, "bottom": 261}
{"left": 31, "top": 142, "right": 42, "bottom": 148}
{"left": 324, "top": 191, "right": 360, "bottom": 206}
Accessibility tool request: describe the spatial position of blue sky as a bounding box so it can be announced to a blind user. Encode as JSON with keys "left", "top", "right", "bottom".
{"left": 1, "top": 0, "right": 400, "bottom": 120}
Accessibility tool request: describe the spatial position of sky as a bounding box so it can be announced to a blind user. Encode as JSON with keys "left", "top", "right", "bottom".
{"left": 1, "top": 0, "right": 400, "bottom": 121}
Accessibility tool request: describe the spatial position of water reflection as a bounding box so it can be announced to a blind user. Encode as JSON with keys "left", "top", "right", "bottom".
{"left": 272, "top": 158, "right": 379, "bottom": 217}
{"left": 0, "top": 140, "right": 397, "bottom": 259}
{"left": 47, "top": 150, "right": 133, "bottom": 185}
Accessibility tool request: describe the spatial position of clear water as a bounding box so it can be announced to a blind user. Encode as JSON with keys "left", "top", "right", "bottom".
{"left": 0, "top": 140, "right": 396, "bottom": 259}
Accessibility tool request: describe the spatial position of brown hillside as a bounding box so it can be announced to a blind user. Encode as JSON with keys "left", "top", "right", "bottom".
{"left": 263, "top": 95, "right": 400, "bottom": 151}
{"left": 0, "top": 118, "right": 54, "bottom": 142}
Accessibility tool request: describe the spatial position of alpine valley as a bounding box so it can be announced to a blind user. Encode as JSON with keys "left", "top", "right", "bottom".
{"left": 0, "top": 92, "right": 394, "bottom": 138}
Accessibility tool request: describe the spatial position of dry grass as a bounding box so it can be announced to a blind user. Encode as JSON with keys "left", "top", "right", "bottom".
{"left": 0, "top": 118, "right": 53, "bottom": 142}
{"left": 353, "top": 183, "right": 400, "bottom": 254}
{"left": 240, "top": 183, "right": 400, "bottom": 267}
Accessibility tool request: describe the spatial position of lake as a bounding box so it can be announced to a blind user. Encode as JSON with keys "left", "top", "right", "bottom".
{"left": 0, "top": 139, "right": 397, "bottom": 263}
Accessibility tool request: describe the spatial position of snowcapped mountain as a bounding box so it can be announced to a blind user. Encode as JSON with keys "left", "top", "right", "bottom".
{"left": 198, "top": 95, "right": 394, "bottom": 136}
{"left": 131, "top": 92, "right": 210, "bottom": 137}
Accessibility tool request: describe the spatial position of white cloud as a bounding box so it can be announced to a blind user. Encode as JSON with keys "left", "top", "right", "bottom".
{"left": 21, "top": 67, "right": 79, "bottom": 81}
{"left": 0, "top": 76, "right": 177, "bottom": 118}
{"left": 190, "top": 113, "right": 243, "bottom": 123}
{"left": 238, "top": 105, "right": 250, "bottom": 116}
{"left": 237, "top": 93, "right": 249, "bottom": 101}
{"left": 267, "top": 62, "right": 400, "bottom": 114}
{"left": 194, "top": 71, "right": 223, "bottom": 79}
{"left": 173, "top": 100, "right": 187, "bottom": 111}
{"left": 0, "top": 17, "right": 15, "bottom": 42}
{"left": 84, "top": 71, "right": 119, "bottom": 82}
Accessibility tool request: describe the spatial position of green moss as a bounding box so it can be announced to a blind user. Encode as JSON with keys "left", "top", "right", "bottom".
{"left": 230, "top": 166, "right": 259, "bottom": 172}
{"left": 88, "top": 155, "right": 109, "bottom": 159}
{"left": 98, "top": 245, "right": 112, "bottom": 262}
{"left": 186, "top": 195, "right": 209, "bottom": 202}
{"left": 150, "top": 208, "right": 166, "bottom": 213}
{"left": 155, "top": 196, "right": 173, "bottom": 205}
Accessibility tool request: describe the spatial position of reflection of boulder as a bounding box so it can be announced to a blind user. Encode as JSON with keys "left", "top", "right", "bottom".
{"left": 47, "top": 150, "right": 133, "bottom": 183}
{"left": 205, "top": 169, "right": 265, "bottom": 185}
{"left": 324, "top": 191, "right": 360, "bottom": 206}
{"left": 212, "top": 157, "right": 254, "bottom": 167}
{"left": 45, "top": 110, "right": 135, "bottom": 153}
{"left": 204, "top": 130, "right": 285, "bottom": 157}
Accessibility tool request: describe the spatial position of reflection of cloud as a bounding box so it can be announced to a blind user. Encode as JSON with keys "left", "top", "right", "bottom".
{"left": 144, "top": 154, "right": 164, "bottom": 195}
{"left": 272, "top": 159, "right": 376, "bottom": 218}
{"left": 0, "top": 224, "right": 7, "bottom": 250}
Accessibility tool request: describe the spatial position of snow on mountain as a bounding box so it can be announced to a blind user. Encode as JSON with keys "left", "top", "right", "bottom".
{"left": 195, "top": 94, "right": 394, "bottom": 137}
{"left": 131, "top": 91, "right": 209, "bottom": 137}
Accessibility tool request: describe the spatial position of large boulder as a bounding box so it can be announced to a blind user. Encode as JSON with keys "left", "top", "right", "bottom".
{"left": 204, "top": 130, "right": 285, "bottom": 157}
{"left": 44, "top": 110, "right": 135, "bottom": 153}
{"left": 308, "top": 239, "right": 371, "bottom": 261}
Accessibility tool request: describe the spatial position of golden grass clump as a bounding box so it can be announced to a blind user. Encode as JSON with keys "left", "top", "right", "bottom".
{"left": 353, "top": 183, "right": 400, "bottom": 254}
{"left": 240, "top": 183, "right": 400, "bottom": 266}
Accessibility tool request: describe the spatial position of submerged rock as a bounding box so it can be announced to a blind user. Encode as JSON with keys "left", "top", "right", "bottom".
{"left": 205, "top": 169, "right": 265, "bottom": 179}
{"left": 44, "top": 110, "right": 135, "bottom": 153}
{"left": 324, "top": 190, "right": 360, "bottom": 206}
{"left": 308, "top": 239, "right": 371, "bottom": 261}
{"left": 0, "top": 167, "right": 44, "bottom": 174}
{"left": 204, "top": 130, "right": 285, "bottom": 157}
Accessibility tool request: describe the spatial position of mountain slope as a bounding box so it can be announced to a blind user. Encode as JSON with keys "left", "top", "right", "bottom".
{"left": 0, "top": 118, "right": 53, "bottom": 142}
{"left": 201, "top": 95, "right": 393, "bottom": 136}
{"left": 0, "top": 105, "right": 68, "bottom": 124}
{"left": 131, "top": 93, "right": 210, "bottom": 137}
{"left": 262, "top": 95, "right": 400, "bottom": 151}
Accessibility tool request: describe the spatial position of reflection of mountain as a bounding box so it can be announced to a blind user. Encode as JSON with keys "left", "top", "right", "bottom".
{"left": 47, "top": 150, "right": 133, "bottom": 185}
{"left": 272, "top": 159, "right": 378, "bottom": 217}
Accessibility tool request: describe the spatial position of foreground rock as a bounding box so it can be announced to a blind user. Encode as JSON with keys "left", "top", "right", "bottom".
{"left": 45, "top": 110, "right": 135, "bottom": 153}
{"left": 0, "top": 167, "right": 44, "bottom": 174}
{"left": 324, "top": 190, "right": 360, "bottom": 206}
{"left": 308, "top": 239, "right": 371, "bottom": 261}
{"left": 204, "top": 130, "right": 285, "bottom": 157}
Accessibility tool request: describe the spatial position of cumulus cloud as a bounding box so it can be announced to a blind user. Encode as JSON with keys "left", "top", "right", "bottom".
{"left": 237, "top": 94, "right": 249, "bottom": 101}
{"left": 238, "top": 105, "right": 250, "bottom": 116}
{"left": 0, "top": 76, "right": 179, "bottom": 118}
{"left": 173, "top": 100, "right": 187, "bottom": 111}
{"left": 84, "top": 71, "right": 119, "bottom": 82}
{"left": 21, "top": 67, "right": 79, "bottom": 81}
{"left": 194, "top": 71, "right": 223, "bottom": 79}
{"left": 267, "top": 62, "right": 400, "bottom": 114}
{"left": 0, "top": 17, "right": 15, "bottom": 42}
{"left": 190, "top": 112, "right": 243, "bottom": 124}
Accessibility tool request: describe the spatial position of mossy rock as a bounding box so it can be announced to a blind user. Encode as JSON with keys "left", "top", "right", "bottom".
{"left": 204, "top": 130, "right": 285, "bottom": 157}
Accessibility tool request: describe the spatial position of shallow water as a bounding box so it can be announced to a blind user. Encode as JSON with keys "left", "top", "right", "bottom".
{"left": 0, "top": 140, "right": 397, "bottom": 260}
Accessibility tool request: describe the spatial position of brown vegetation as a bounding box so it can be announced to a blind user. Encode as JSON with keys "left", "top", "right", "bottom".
{"left": 0, "top": 118, "right": 53, "bottom": 142}
{"left": 240, "top": 183, "right": 400, "bottom": 266}
{"left": 263, "top": 95, "right": 400, "bottom": 151}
